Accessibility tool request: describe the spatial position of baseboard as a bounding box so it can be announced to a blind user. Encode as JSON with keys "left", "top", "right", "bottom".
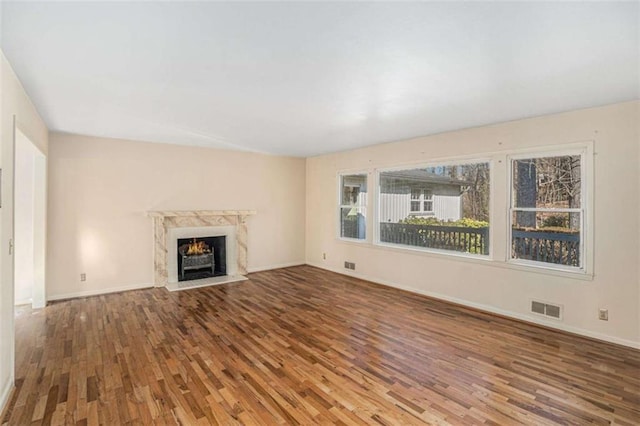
{"left": 247, "top": 261, "right": 306, "bottom": 273}
{"left": 306, "top": 262, "right": 640, "bottom": 350}
{"left": 47, "top": 282, "right": 153, "bottom": 302}
{"left": 14, "top": 298, "right": 32, "bottom": 306}
{"left": 0, "top": 375, "right": 14, "bottom": 421}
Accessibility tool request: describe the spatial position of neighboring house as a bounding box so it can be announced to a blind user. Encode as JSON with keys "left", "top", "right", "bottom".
{"left": 380, "top": 170, "right": 469, "bottom": 223}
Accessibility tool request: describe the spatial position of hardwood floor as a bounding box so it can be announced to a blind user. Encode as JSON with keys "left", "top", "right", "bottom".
{"left": 2, "top": 265, "right": 639, "bottom": 425}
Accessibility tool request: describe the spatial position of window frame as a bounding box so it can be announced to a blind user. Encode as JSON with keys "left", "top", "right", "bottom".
{"left": 507, "top": 147, "right": 589, "bottom": 273}
{"left": 410, "top": 188, "right": 421, "bottom": 213}
{"left": 409, "top": 188, "right": 434, "bottom": 215}
{"left": 335, "top": 143, "right": 592, "bottom": 280}
{"left": 423, "top": 190, "right": 434, "bottom": 213}
{"left": 338, "top": 171, "right": 369, "bottom": 242}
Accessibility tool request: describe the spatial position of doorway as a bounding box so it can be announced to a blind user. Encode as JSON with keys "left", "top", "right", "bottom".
{"left": 14, "top": 129, "right": 46, "bottom": 309}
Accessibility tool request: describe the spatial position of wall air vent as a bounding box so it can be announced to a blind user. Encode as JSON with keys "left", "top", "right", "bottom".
{"left": 531, "top": 301, "right": 545, "bottom": 315}
{"left": 531, "top": 300, "right": 563, "bottom": 320}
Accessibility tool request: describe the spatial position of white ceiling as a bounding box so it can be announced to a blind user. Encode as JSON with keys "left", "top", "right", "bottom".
{"left": 2, "top": 2, "right": 638, "bottom": 157}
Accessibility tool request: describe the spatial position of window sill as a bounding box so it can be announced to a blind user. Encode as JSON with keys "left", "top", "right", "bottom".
{"left": 336, "top": 239, "right": 594, "bottom": 282}
{"left": 505, "top": 259, "right": 591, "bottom": 280}
{"left": 338, "top": 236, "right": 368, "bottom": 244}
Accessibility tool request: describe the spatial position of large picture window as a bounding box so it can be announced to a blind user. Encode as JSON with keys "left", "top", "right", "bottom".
{"left": 339, "top": 173, "right": 367, "bottom": 240}
{"left": 510, "top": 152, "right": 583, "bottom": 269}
{"left": 378, "top": 162, "right": 490, "bottom": 255}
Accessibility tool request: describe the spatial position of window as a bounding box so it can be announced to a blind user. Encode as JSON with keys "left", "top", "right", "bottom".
{"left": 410, "top": 189, "right": 421, "bottom": 212}
{"left": 424, "top": 190, "right": 433, "bottom": 213}
{"left": 339, "top": 173, "right": 367, "bottom": 240}
{"left": 378, "top": 161, "right": 490, "bottom": 255}
{"left": 410, "top": 189, "right": 433, "bottom": 213}
{"left": 510, "top": 152, "right": 583, "bottom": 270}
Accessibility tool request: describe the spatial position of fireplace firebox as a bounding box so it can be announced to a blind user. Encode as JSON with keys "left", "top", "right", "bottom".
{"left": 177, "top": 236, "right": 226, "bottom": 282}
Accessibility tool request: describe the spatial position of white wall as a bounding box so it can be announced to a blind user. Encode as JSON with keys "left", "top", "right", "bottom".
{"left": 14, "top": 131, "right": 35, "bottom": 304}
{"left": 0, "top": 52, "right": 48, "bottom": 415}
{"left": 306, "top": 101, "right": 639, "bottom": 348}
{"left": 47, "top": 133, "right": 306, "bottom": 299}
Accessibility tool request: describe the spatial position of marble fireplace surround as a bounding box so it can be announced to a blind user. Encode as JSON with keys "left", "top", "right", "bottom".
{"left": 147, "top": 210, "right": 256, "bottom": 287}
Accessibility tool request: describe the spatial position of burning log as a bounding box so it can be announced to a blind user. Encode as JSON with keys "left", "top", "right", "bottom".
{"left": 179, "top": 238, "right": 212, "bottom": 256}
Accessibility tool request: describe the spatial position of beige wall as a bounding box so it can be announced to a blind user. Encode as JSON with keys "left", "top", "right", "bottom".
{"left": 47, "top": 133, "right": 306, "bottom": 299}
{"left": 0, "top": 52, "right": 48, "bottom": 413}
{"left": 306, "top": 101, "right": 640, "bottom": 348}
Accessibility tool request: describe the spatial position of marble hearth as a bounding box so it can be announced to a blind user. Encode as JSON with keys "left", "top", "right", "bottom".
{"left": 147, "top": 210, "right": 256, "bottom": 290}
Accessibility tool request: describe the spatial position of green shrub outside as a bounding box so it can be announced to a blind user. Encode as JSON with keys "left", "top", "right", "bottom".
{"left": 400, "top": 216, "right": 489, "bottom": 228}
{"left": 542, "top": 215, "right": 568, "bottom": 228}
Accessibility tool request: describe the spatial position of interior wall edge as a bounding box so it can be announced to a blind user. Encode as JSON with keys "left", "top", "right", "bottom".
{"left": 0, "top": 375, "right": 14, "bottom": 420}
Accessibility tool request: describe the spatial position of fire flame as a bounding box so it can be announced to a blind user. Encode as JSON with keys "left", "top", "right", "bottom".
{"left": 185, "top": 238, "right": 211, "bottom": 255}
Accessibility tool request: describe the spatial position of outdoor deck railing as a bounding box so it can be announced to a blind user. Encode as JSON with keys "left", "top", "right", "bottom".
{"left": 379, "top": 223, "right": 490, "bottom": 255}
{"left": 511, "top": 229, "right": 580, "bottom": 267}
{"left": 342, "top": 218, "right": 362, "bottom": 239}
{"left": 378, "top": 223, "right": 579, "bottom": 266}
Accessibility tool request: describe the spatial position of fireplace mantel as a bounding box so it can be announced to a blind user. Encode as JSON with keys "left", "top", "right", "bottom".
{"left": 147, "top": 210, "right": 256, "bottom": 287}
{"left": 147, "top": 210, "right": 257, "bottom": 218}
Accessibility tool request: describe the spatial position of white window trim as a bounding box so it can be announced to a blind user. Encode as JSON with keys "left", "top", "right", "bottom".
{"left": 337, "top": 142, "right": 593, "bottom": 280}
{"left": 337, "top": 171, "right": 369, "bottom": 243}
{"left": 410, "top": 189, "right": 434, "bottom": 214}
{"left": 507, "top": 146, "right": 592, "bottom": 274}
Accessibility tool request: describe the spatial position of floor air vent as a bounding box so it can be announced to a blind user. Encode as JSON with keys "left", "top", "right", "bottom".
{"left": 531, "top": 300, "right": 562, "bottom": 320}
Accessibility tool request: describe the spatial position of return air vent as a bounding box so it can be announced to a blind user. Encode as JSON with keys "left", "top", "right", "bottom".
{"left": 531, "top": 300, "right": 563, "bottom": 320}
{"left": 344, "top": 261, "right": 356, "bottom": 270}
{"left": 531, "top": 301, "right": 545, "bottom": 315}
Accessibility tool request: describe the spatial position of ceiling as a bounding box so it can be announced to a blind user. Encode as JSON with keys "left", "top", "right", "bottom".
{"left": 2, "top": 2, "right": 638, "bottom": 157}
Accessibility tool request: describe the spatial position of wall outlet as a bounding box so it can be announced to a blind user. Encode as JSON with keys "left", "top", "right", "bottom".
{"left": 344, "top": 262, "right": 356, "bottom": 270}
{"left": 80, "top": 273, "right": 87, "bottom": 282}
{"left": 598, "top": 309, "right": 608, "bottom": 321}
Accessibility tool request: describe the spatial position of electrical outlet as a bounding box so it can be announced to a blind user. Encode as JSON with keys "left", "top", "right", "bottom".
{"left": 80, "top": 273, "right": 87, "bottom": 282}
{"left": 598, "top": 309, "right": 608, "bottom": 321}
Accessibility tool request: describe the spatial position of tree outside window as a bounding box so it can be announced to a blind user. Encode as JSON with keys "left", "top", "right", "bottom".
{"left": 511, "top": 154, "right": 582, "bottom": 268}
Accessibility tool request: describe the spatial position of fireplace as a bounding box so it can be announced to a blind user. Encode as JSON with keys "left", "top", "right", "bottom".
{"left": 177, "top": 236, "right": 226, "bottom": 281}
{"left": 147, "top": 210, "right": 256, "bottom": 289}
{"left": 165, "top": 225, "right": 237, "bottom": 284}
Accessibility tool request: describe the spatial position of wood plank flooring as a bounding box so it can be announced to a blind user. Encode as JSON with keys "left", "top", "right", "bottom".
{"left": 2, "top": 265, "right": 639, "bottom": 425}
